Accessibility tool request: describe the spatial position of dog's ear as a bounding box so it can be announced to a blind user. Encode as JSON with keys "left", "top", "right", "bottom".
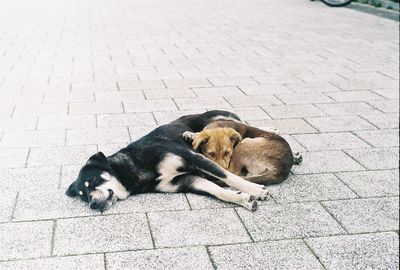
{"left": 66, "top": 182, "right": 78, "bottom": 197}
{"left": 86, "top": 152, "right": 110, "bottom": 169}
{"left": 192, "top": 132, "right": 210, "bottom": 150}
{"left": 227, "top": 128, "right": 241, "bottom": 147}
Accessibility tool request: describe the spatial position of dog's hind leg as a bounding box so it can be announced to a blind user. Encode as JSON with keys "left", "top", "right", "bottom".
{"left": 176, "top": 175, "right": 257, "bottom": 211}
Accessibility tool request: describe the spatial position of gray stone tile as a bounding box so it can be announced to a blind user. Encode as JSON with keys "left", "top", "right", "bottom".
{"left": 0, "top": 254, "right": 105, "bottom": 270}
{"left": 43, "top": 92, "right": 95, "bottom": 103}
{"left": 236, "top": 202, "right": 345, "bottom": 241}
{"left": 95, "top": 90, "right": 145, "bottom": 102}
{"left": 14, "top": 190, "right": 99, "bottom": 221}
{"left": 60, "top": 165, "right": 81, "bottom": 189}
{"left": 106, "top": 246, "right": 213, "bottom": 270}
{"left": 124, "top": 99, "right": 177, "bottom": 112}
{"left": 69, "top": 102, "right": 123, "bottom": 114}
{"left": 193, "top": 86, "right": 245, "bottom": 97}
{"left": 293, "top": 132, "right": 370, "bottom": 151}
{"left": 0, "top": 192, "right": 17, "bottom": 222}
{"left": 285, "top": 81, "right": 340, "bottom": 93}
{"left": 225, "top": 95, "right": 282, "bottom": 107}
{"left": 0, "top": 130, "right": 65, "bottom": 148}
{"left": 262, "top": 104, "right": 326, "bottom": 119}
{"left": 281, "top": 134, "right": 307, "bottom": 153}
{"left": 322, "top": 197, "right": 399, "bottom": 233}
{"left": 315, "top": 102, "right": 380, "bottom": 116}
{"left": 106, "top": 193, "right": 190, "bottom": 214}
{"left": 0, "top": 117, "right": 37, "bottom": 132}
{"left": 0, "top": 166, "right": 60, "bottom": 192}
{"left": 355, "top": 129, "right": 399, "bottom": 147}
{"left": 37, "top": 115, "right": 96, "bottom": 130}
{"left": 292, "top": 151, "right": 365, "bottom": 174}
{"left": 66, "top": 127, "right": 130, "bottom": 145}
{"left": 175, "top": 97, "right": 232, "bottom": 110}
{"left": 128, "top": 125, "right": 157, "bottom": 141}
{"left": 27, "top": 145, "right": 97, "bottom": 166}
{"left": 0, "top": 221, "right": 53, "bottom": 260}
{"left": 152, "top": 110, "right": 206, "bottom": 125}
{"left": 164, "top": 78, "right": 212, "bottom": 88}
{"left": 368, "top": 99, "right": 399, "bottom": 113}
{"left": 305, "top": 115, "right": 377, "bottom": 132}
{"left": 345, "top": 147, "right": 399, "bottom": 170}
{"left": 0, "top": 148, "right": 29, "bottom": 168}
{"left": 54, "top": 214, "right": 152, "bottom": 255}
{"left": 325, "top": 90, "right": 384, "bottom": 102}
{"left": 13, "top": 103, "right": 68, "bottom": 117}
{"left": 238, "top": 84, "right": 293, "bottom": 95}
{"left": 118, "top": 80, "right": 165, "bottom": 90}
{"left": 269, "top": 174, "right": 357, "bottom": 203}
{"left": 148, "top": 208, "right": 251, "bottom": 247}
{"left": 97, "top": 113, "right": 156, "bottom": 127}
{"left": 143, "top": 88, "right": 196, "bottom": 99}
{"left": 362, "top": 113, "right": 399, "bottom": 129}
{"left": 210, "top": 240, "right": 324, "bottom": 270}
{"left": 208, "top": 76, "right": 259, "bottom": 87}
{"left": 370, "top": 88, "right": 399, "bottom": 100}
{"left": 248, "top": 119, "right": 318, "bottom": 134}
{"left": 276, "top": 93, "right": 334, "bottom": 104}
{"left": 306, "top": 232, "right": 399, "bottom": 270}
{"left": 229, "top": 107, "right": 270, "bottom": 121}
{"left": 336, "top": 170, "right": 399, "bottom": 197}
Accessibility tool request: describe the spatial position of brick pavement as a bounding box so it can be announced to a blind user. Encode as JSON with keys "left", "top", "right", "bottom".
{"left": 0, "top": 0, "right": 399, "bottom": 269}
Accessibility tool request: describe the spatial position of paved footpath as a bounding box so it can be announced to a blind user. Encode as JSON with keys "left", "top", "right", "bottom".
{"left": 0, "top": 0, "right": 398, "bottom": 269}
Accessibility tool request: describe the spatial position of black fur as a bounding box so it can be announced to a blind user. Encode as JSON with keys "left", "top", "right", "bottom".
{"left": 66, "top": 110, "right": 241, "bottom": 211}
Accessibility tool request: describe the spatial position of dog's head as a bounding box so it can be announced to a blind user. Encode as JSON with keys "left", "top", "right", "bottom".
{"left": 65, "top": 152, "right": 129, "bottom": 212}
{"left": 192, "top": 127, "right": 241, "bottom": 169}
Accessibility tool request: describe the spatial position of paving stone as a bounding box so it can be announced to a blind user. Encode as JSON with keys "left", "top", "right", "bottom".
{"left": 336, "top": 170, "right": 399, "bottom": 197}
{"left": 69, "top": 101, "right": 124, "bottom": 115}
{"left": 37, "top": 115, "right": 96, "bottom": 130}
{"left": 192, "top": 86, "right": 245, "bottom": 97}
{"left": 148, "top": 208, "right": 251, "bottom": 247}
{"left": 269, "top": 174, "right": 357, "bottom": 203}
{"left": 43, "top": 92, "right": 95, "bottom": 103}
{"left": 208, "top": 76, "right": 259, "bottom": 87}
{"left": 292, "top": 151, "right": 364, "bottom": 174}
{"left": 293, "top": 132, "right": 370, "bottom": 151}
{"left": 0, "top": 192, "right": 17, "bottom": 222}
{"left": 174, "top": 97, "right": 232, "bottom": 110}
{"left": 306, "top": 232, "right": 399, "bottom": 270}
{"left": 0, "top": 221, "right": 53, "bottom": 260}
{"left": 106, "top": 246, "right": 213, "bottom": 270}
{"left": 361, "top": 113, "right": 399, "bottom": 129}
{"left": 262, "top": 104, "right": 326, "bottom": 119}
{"left": 281, "top": 134, "right": 307, "bottom": 153}
{"left": 305, "top": 115, "right": 377, "bottom": 132}
{"left": 0, "top": 117, "right": 37, "bottom": 132}
{"left": 0, "top": 148, "right": 29, "bottom": 168}
{"left": 95, "top": 90, "right": 145, "bottom": 102}
{"left": 225, "top": 95, "right": 282, "bottom": 107}
{"left": 152, "top": 110, "right": 206, "bottom": 125}
{"left": 248, "top": 119, "right": 318, "bottom": 134}
{"left": 0, "top": 104, "right": 14, "bottom": 118}
{"left": 14, "top": 190, "right": 99, "bottom": 221}
{"left": 97, "top": 113, "right": 156, "bottom": 127}
{"left": 370, "top": 88, "right": 399, "bottom": 100}
{"left": 124, "top": 99, "right": 177, "bottom": 112}
{"left": 285, "top": 81, "right": 340, "bottom": 93}
{"left": 0, "top": 254, "right": 105, "bottom": 270}
{"left": 128, "top": 125, "right": 157, "bottom": 141}
{"left": 276, "top": 93, "right": 334, "bottom": 104}
{"left": 106, "top": 193, "right": 190, "bottom": 214}
{"left": 236, "top": 202, "right": 345, "bottom": 241}
{"left": 0, "top": 166, "right": 60, "bottom": 192}
{"left": 237, "top": 84, "right": 293, "bottom": 95}
{"left": 54, "top": 214, "right": 152, "bottom": 255}
{"left": 210, "top": 240, "right": 324, "bottom": 270}
{"left": 143, "top": 88, "right": 196, "bottom": 99}
{"left": 322, "top": 197, "right": 399, "bottom": 233}
{"left": 13, "top": 103, "right": 68, "bottom": 117}
{"left": 66, "top": 127, "right": 130, "bottom": 145}
{"left": 325, "top": 90, "right": 384, "bottom": 102}
{"left": 345, "top": 147, "right": 399, "bottom": 170}
{"left": 229, "top": 107, "right": 270, "bottom": 121}
{"left": 0, "top": 130, "right": 65, "bottom": 148}
{"left": 315, "top": 102, "right": 380, "bottom": 116}
{"left": 368, "top": 99, "right": 399, "bottom": 113}
{"left": 163, "top": 78, "right": 212, "bottom": 88}
{"left": 355, "top": 129, "right": 399, "bottom": 147}
{"left": 117, "top": 80, "right": 165, "bottom": 90}
{"left": 27, "top": 145, "right": 97, "bottom": 166}
{"left": 60, "top": 165, "right": 82, "bottom": 189}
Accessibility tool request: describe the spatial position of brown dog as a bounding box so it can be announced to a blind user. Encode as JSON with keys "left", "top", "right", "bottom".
{"left": 183, "top": 120, "right": 302, "bottom": 185}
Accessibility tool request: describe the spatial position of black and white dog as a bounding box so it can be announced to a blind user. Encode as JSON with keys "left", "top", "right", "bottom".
{"left": 66, "top": 110, "right": 269, "bottom": 211}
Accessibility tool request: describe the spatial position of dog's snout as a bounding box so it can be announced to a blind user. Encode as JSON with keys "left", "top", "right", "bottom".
{"left": 89, "top": 200, "right": 99, "bottom": 210}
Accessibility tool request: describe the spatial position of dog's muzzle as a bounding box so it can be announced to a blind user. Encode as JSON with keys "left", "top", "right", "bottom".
{"left": 89, "top": 189, "right": 114, "bottom": 211}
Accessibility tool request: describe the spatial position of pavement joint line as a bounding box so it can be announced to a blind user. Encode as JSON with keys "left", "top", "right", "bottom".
{"left": 145, "top": 212, "right": 156, "bottom": 249}
{"left": 57, "top": 166, "right": 63, "bottom": 189}
{"left": 183, "top": 194, "right": 193, "bottom": 210}
{"left": 233, "top": 207, "right": 255, "bottom": 242}
{"left": 24, "top": 148, "right": 31, "bottom": 167}
{"left": 103, "top": 253, "right": 107, "bottom": 270}
{"left": 318, "top": 201, "right": 349, "bottom": 234}
{"left": 205, "top": 246, "right": 218, "bottom": 270}
{"left": 332, "top": 173, "right": 361, "bottom": 198}
{"left": 302, "top": 239, "right": 328, "bottom": 270}
{"left": 349, "top": 130, "right": 376, "bottom": 148}
{"left": 50, "top": 220, "right": 57, "bottom": 256}
{"left": 340, "top": 149, "right": 370, "bottom": 170}
{"left": 10, "top": 192, "right": 19, "bottom": 221}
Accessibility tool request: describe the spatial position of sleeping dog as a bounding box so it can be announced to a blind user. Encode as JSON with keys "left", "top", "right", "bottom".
{"left": 66, "top": 110, "right": 268, "bottom": 211}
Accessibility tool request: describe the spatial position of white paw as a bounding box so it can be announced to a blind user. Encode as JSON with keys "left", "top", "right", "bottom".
{"left": 182, "top": 131, "right": 194, "bottom": 142}
{"left": 254, "top": 186, "right": 269, "bottom": 201}
{"left": 243, "top": 194, "right": 258, "bottom": 211}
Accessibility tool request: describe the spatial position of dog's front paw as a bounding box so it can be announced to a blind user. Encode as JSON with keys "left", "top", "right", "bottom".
{"left": 293, "top": 152, "right": 303, "bottom": 165}
{"left": 243, "top": 195, "right": 258, "bottom": 211}
{"left": 182, "top": 131, "right": 196, "bottom": 142}
{"left": 254, "top": 186, "right": 269, "bottom": 201}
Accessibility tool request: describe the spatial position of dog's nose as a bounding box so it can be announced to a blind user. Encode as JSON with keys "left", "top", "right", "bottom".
{"left": 89, "top": 200, "right": 99, "bottom": 210}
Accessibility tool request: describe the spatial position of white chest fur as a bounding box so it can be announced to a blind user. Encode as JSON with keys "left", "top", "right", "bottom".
{"left": 155, "top": 154, "right": 185, "bottom": 192}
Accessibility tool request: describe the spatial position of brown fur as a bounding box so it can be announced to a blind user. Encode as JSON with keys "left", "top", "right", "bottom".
{"left": 192, "top": 120, "right": 295, "bottom": 186}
